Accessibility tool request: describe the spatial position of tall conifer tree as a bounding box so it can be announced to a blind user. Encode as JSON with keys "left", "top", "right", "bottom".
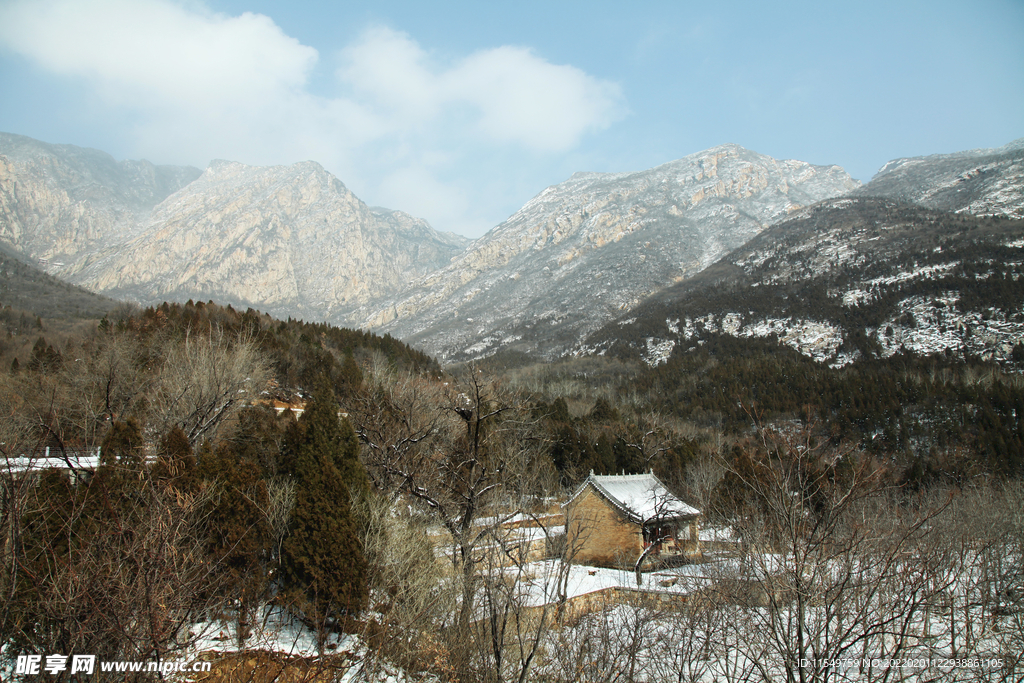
{"left": 201, "top": 439, "right": 271, "bottom": 647}
{"left": 280, "top": 380, "right": 368, "bottom": 645}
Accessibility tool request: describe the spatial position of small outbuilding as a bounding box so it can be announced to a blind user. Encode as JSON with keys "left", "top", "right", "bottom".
{"left": 563, "top": 471, "right": 701, "bottom": 567}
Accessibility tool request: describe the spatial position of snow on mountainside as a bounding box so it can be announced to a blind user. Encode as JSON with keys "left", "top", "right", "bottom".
{"left": 857, "top": 138, "right": 1024, "bottom": 219}
{"left": 364, "top": 144, "right": 860, "bottom": 362}
{"left": 585, "top": 197, "right": 1024, "bottom": 370}
{"left": 4, "top": 131, "right": 1022, "bottom": 370}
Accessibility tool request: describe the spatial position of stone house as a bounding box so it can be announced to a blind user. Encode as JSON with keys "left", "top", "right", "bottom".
{"left": 563, "top": 472, "right": 701, "bottom": 567}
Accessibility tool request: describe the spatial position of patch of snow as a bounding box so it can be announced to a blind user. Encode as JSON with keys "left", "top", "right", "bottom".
{"left": 874, "top": 292, "right": 1024, "bottom": 364}
{"left": 643, "top": 337, "right": 676, "bottom": 366}
{"left": 693, "top": 315, "right": 844, "bottom": 363}
{"left": 842, "top": 288, "right": 872, "bottom": 306}
{"left": 829, "top": 349, "right": 862, "bottom": 369}
{"left": 721, "top": 313, "right": 742, "bottom": 335}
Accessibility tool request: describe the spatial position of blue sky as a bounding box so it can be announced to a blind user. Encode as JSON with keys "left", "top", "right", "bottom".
{"left": 1, "top": 0, "right": 1021, "bottom": 238}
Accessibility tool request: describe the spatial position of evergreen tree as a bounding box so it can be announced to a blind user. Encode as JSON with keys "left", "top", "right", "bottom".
{"left": 99, "top": 418, "right": 145, "bottom": 469}
{"left": 228, "top": 406, "right": 286, "bottom": 476}
{"left": 300, "top": 379, "right": 370, "bottom": 503}
{"left": 280, "top": 382, "right": 368, "bottom": 647}
{"left": 200, "top": 440, "right": 272, "bottom": 647}
{"left": 337, "top": 351, "right": 364, "bottom": 401}
{"left": 96, "top": 419, "right": 147, "bottom": 506}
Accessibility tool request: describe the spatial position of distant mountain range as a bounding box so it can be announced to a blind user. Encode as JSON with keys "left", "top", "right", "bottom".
{"left": 1, "top": 131, "right": 1021, "bottom": 366}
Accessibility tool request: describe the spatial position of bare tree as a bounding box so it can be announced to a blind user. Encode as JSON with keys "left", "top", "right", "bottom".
{"left": 3, "top": 462, "right": 223, "bottom": 680}
{"left": 59, "top": 330, "right": 152, "bottom": 436}
{"left": 0, "top": 375, "right": 38, "bottom": 646}
{"left": 354, "top": 490, "right": 454, "bottom": 677}
{"left": 619, "top": 410, "right": 676, "bottom": 470}
{"left": 354, "top": 364, "right": 567, "bottom": 680}
{"left": 719, "top": 418, "right": 953, "bottom": 683}
{"left": 683, "top": 454, "right": 726, "bottom": 518}
{"left": 353, "top": 357, "right": 447, "bottom": 497}
{"left": 263, "top": 476, "right": 296, "bottom": 565}
{"left": 150, "top": 329, "right": 270, "bottom": 446}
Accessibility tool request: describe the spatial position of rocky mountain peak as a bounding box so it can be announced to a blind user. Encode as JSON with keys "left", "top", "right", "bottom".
{"left": 363, "top": 144, "right": 860, "bottom": 362}
{"left": 72, "top": 158, "right": 466, "bottom": 320}
{"left": 0, "top": 133, "right": 202, "bottom": 264}
{"left": 0, "top": 133, "right": 467, "bottom": 323}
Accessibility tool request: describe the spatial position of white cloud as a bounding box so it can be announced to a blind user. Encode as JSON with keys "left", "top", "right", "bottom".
{"left": 339, "top": 26, "right": 624, "bottom": 151}
{"left": 0, "top": 0, "right": 316, "bottom": 111}
{"left": 377, "top": 165, "right": 469, "bottom": 231}
{"left": 448, "top": 45, "right": 623, "bottom": 151}
{"left": 0, "top": 1, "right": 624, "bottom": 235}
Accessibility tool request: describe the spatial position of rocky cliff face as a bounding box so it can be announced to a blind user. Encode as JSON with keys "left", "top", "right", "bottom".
{"left": 364, "top": 144, "right": 860, "bottom": 362}
{"left": 72, "top": 159, "right": 468, "bottom": 320}
{"left": 856, "top": 139, "right": 1024, "bottom": 218}
{"left": 0, "top": 132, "right": 202, "bottom": 265}
{"left": 0, "top": 134, "right": 467, "bottom": 321}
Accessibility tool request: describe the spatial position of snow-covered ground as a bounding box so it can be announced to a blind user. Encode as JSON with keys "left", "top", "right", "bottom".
{"left": 646, "top": 313, "right": 845, "bottom": 366}
{"left": 501, "top": 558, "right": 741, "bottom": 609}
{"left": 184, "top": 607, "right": 433, "bottom": 683}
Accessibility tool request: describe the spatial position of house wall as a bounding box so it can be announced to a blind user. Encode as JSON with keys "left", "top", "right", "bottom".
{"left": 566, "top": 487, "right": 643, "bottom": 567}
{"left": 666, "top": 519, "right": 702, "bottom": 557}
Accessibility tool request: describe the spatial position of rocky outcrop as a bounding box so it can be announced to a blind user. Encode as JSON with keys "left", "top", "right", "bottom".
{"left": 364, "top": 144, "right": 860, "bottom": 362}
{"left": 72, "top": 160, "right": 467, "bottom": 320}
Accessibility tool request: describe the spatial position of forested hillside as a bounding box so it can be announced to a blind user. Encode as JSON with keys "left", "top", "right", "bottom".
{"left": 563, "top": 199, "right": 1024, "bottom": 481}
{"left": 0, "top": 246, "right": 118, "bottom": 322}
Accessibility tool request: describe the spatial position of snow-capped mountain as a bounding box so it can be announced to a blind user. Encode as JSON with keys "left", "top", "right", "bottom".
{"left": 855, "top": 138, "right": 1024, "bottom": 218}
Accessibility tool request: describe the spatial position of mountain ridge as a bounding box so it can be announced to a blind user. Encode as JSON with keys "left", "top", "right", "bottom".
{"left": 363, "top": 143, "right": 860, "bottom": 362}
{"left": 856, "top": 138, "right": 1023, "bottom": 219}
{"left": 3, "top": 131, "right": 1022, "bottom": 368}
{"left": 582, "top": 196, "right": 1024, "bottom": 370}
